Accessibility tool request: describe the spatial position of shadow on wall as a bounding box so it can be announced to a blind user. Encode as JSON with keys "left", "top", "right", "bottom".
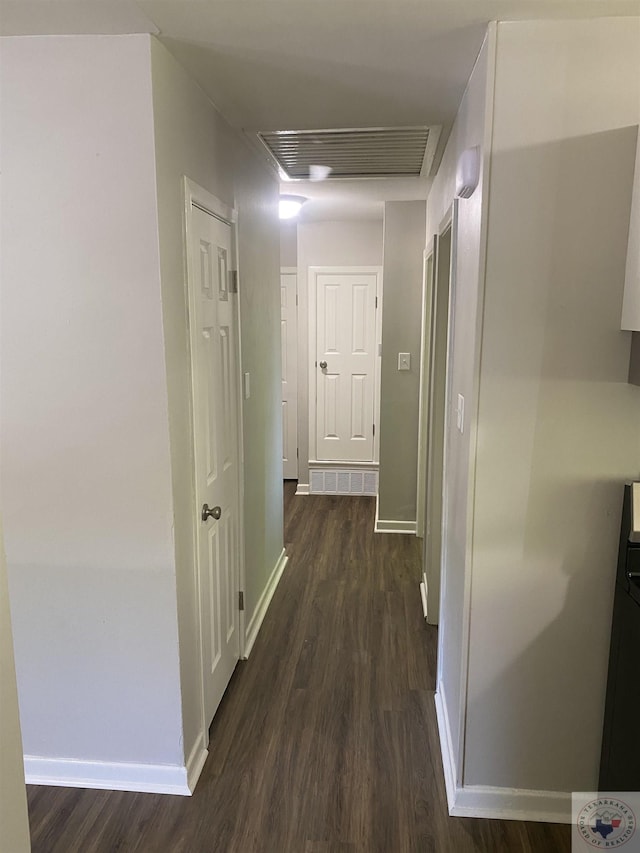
{"left": 462, "top": 126, "right": 640, "bottom": 795}
{"left": 467, "top": 482, "right": 623, "bottom": 793}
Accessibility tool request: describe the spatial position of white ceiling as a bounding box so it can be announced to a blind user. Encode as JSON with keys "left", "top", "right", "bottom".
{"left": 3, "top": 0, "right": 639, "bottom": 219}
{"left": 282, "top": 176, "right": 434, "bottom": 222}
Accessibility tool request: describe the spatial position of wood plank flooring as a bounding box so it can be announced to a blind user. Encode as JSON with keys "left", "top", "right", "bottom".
{"left": 26, "top": 483, "right": 571, "bottom": 852}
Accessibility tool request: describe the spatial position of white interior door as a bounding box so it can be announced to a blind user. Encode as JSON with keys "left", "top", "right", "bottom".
{"left": 281, "top": 270, "right": 298, "bottom": 479}
{"left": 313, "top": 268, "right": 379, "bottom": 462}
{"left": 188, "top": 204, "right": 240, "bottom": 731}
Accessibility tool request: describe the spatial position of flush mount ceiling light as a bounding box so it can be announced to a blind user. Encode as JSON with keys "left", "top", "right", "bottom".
{"left": 279, "top": 194, "right": 307, "bottom": 220}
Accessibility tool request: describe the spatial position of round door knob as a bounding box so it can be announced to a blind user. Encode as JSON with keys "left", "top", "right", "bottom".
{"left": 319, "top": 361, "right": 327, "bottom": 369}
{"left": 202, "top": 504, "right": 222, "bottom": 522}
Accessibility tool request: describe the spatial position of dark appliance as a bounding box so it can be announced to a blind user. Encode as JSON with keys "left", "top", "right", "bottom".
{"left": 600, "top": 482, "right": 640, "bottom": 792}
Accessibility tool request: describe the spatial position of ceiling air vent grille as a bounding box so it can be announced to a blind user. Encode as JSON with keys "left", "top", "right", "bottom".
{"left": 257, "top": 126, "right": 439, "bottom": 180}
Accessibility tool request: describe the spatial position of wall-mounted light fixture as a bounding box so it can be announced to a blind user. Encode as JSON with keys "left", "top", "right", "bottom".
{"left": 279, "top": 194, "right": 307, "bottom": 220}
{"left": 456, "top": 146, "right": 481, "bottom": 199}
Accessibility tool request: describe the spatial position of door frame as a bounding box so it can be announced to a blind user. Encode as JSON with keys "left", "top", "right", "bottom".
{"left": 308, "top": 265, "right": 383, "bottom": 465}
{"left": 183, "top": 176, "right": 246, "bottom": 752}
{"left": 416, "top": 239, "right": 437, "bottom": 539}
{"left": 423, "top": 203, "right": 458, "bottom": 627}
{"left": 281, "top": 266, "right": 299, "bottom": 479}
{"left": 433, "top": 199, "right": 458, "bottom": 657}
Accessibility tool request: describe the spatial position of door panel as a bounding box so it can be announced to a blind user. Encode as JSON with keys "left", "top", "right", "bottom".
{"left": 281, "top": 272, "right": 298, "bottom": 479}
{"left": 351, "top": 374, "right": 366, "bottom": 438}
{"left": 189, "top": 205, "right": 240, "bottom": 731}
{"left": 315, "top": 270, "right": 377, "bottom": 462}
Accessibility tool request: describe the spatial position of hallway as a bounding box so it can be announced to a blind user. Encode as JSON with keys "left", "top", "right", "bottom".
{"left": 26, "top": 484, "right": 571, "bottom": 852}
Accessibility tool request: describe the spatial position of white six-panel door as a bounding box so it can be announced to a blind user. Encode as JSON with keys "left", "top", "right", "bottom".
{"left": 312, "top": 268, "right": 379, "bottom": 462}
{"left": 281, "top": 271, "right": 298, "bottom": 479}
{"left": 188, "top": 203, "right": 241, "bottom": 732}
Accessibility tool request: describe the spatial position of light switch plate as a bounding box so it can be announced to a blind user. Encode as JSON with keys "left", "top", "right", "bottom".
{"left": 398, "top": 352, "right": 411, "bottom": 371}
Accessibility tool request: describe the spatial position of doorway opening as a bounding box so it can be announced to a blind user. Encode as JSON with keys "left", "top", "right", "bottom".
{"left": 420, "top": 203, "right": 457, "bottom": 626}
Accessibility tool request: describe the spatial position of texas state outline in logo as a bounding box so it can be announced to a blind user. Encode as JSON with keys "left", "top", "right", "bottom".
{"left": 577, "top": 797, "right": 636, "bottom": 848}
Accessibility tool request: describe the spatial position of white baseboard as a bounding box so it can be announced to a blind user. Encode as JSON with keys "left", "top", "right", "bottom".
{"left": 185, "top": 737, "right": 208, "bottom": 794}
{"left": 435, "top": 687, "right": 458, "bottom": 812}
{"left": 452, "top": 784, "right": 572, "bottom": 824}
{"left": 434, "top": 689, "right": 571, "bottom": 824}
{"left": 295, "top": 483, "right": 310, "bottom": 496}
{"left": 419, "top": 581, "right": 428, "bottom": 619}
{"left": 24, "top": 755, "right": 193, "bottom": 796}
{"left": 243, "top": 548, "right": 288, "bottom": 659}
{"left": 375, "top": 519, "right": 418, "bottom": 533}
{"left": 374, "top": 495, "right": 417, "bottom": 534}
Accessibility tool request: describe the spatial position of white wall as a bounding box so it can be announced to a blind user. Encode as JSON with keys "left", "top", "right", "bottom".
{"left": 280, "top": 221, "right": 298, "bottom": 268}
{"left": 0, "top": 522, "right": 30, "bottom": 852}
{"left": 465, "top": 18, "right": 640, "bottom": 799}
{"left": 0, "top": 35, "right": 185, "bottom": 770}
{"left": 296, "top": 220, "right": 383, "bottom": 487}
{"left": 429, "top": 19, "right": 640, "bottom": 818}
{"left": 426, "top": 29, "right": 494, "bottom": 778}
{"left": 1, "top": 32, "right": 283, "bottom": 793}
{"left": 620, "top": 133, "right": 640, "bottom": 330}
{"left": 150, "top": 39, "right": 283, "bottom": 766}
{"left": 378, "top": 201, "right": 426, "bottom": 524}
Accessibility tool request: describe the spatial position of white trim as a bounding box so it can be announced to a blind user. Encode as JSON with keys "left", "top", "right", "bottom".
{"left": 432, "top": 24, "right": 500, "bottom": 809}
{"left": 243, "top": 549, "right": 288, "bottom": 659}
{"left": 281, "top": 267, "right": 299, "bottom": 480}
{"left": 374, "top": 496, "right": 417, "bottom": 534}
{"left": 375, "top": 519, "right": 417, "bottom": 534}
{"left": 451, "top": 785, "right": 572, "bottom": 824}
{"left": 416, "top": 243, "right": 435, "bottom": 540}
{"left": 422, "top": 231, "right": 441, "bottom": 624}
{"left": 308, "top": 266, "right": 383, "bottom": 465}
{"left": 419, "top": 580, "right": 428, "bottom": 619}
{"left": 184, "top": 176, "right": 236, "bottom": 226}
{"left": 295, "top": 483, "right": 310, "bottom": 496}
{"left": 456, "top": 24, "right": 498, "bottom": 789}
{"left": 434, "top": 688, "right": 457, "bottom": 813}
{"left": 24, "top": 755, "right": 194, "bottom": 796}
{"left": 434, "top": 688, "right": 570, "bottom": 824}
{"left": 308, "top": 460, "right": 379, "bottom": 470}
{"left": 434, "top": 198, "right": 459, "bottom": 668}
{"left": 373, "top": 266, "right": 383, "bottom": 465}
{"left": 185, "top": 737, "right": 208, "bottom": 793}
{"left": 232, "top": 196, "right": 248, "bottom": 659}
{"left": 421, "top": 125, "right": 443, "bottom": 177}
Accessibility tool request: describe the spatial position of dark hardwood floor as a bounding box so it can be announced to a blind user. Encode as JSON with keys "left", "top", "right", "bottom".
{"left": 26, "top": 483, "right": 571, "bottom": 852}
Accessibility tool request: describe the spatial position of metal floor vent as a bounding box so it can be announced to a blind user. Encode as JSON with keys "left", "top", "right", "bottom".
{"left": 310, "top": 468, "right": 378, "bottom": 496}
{"left": 257, "top": 126, "right": 440, "bottom": 180}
